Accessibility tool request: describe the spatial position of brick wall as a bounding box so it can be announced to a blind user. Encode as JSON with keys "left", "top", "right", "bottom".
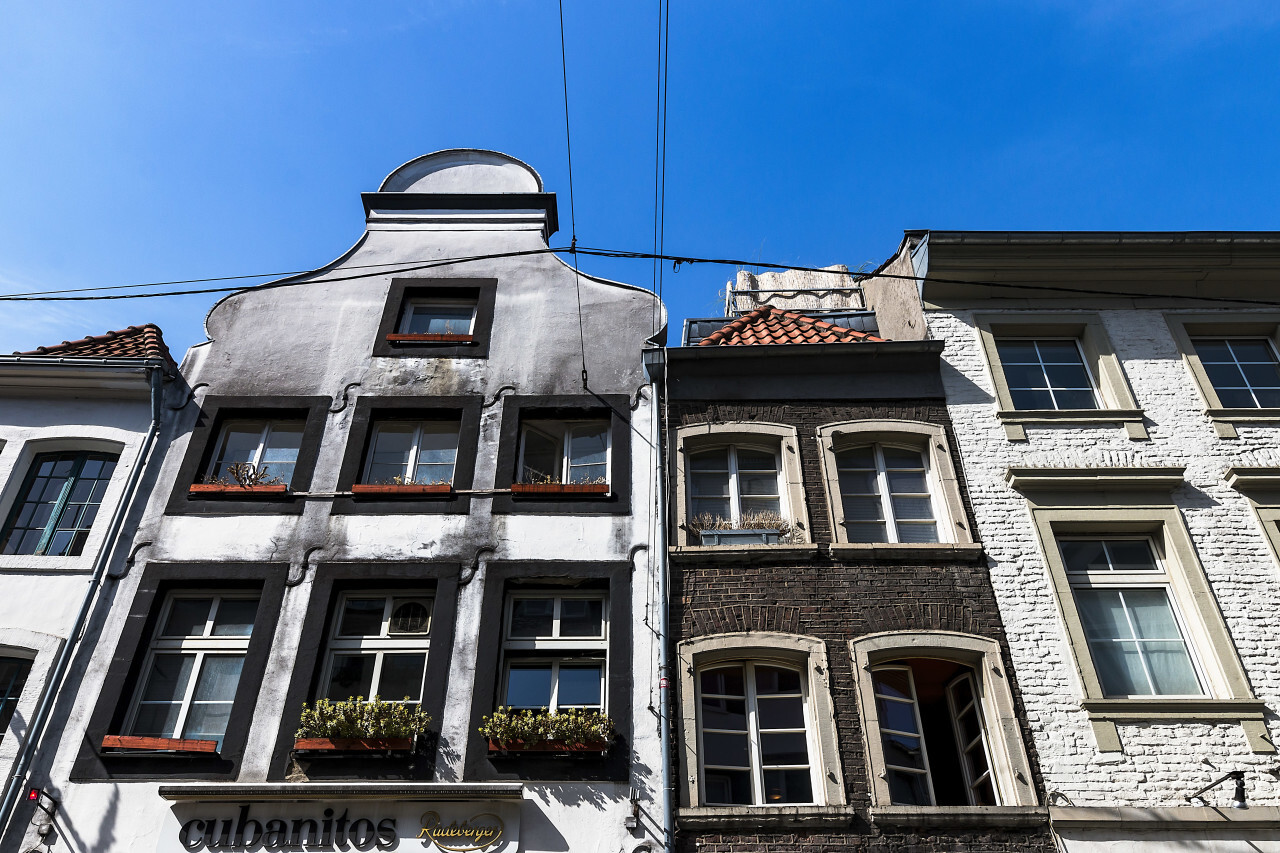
{"left": 930, "top": 307, "right": 1280, "bottom": 808}
{"left": 669, "top": 400, "right": 1055, "bottom": 851}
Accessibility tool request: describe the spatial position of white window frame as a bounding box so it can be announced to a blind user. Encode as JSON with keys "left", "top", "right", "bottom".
{"left": 205, "top": 418, "right": 303, "bottom": 484}
{"left": 499, "top": 591, "right": 608, "bottom": 712}
{"left": 992, "top": 336, "right": 1102, "bottom": 412}
{"left": 1187, "top": 335, "right": 1280, "bottom": 410}
{"left": 360, "top": 421, "right": 460, "bottom": 485}
{"left": 817, "top": 420, "right": 973, "bottom": 547}
{"left": 696, "top": 659, "right": 817, "bottom": 807}
{"left": 517, "top": 419, "right": 611, "bottom": 485}
{"left": 319, "top": 591, "right": 434, "bottom": 704}
{"left": 833, "top": 442, "right": 941, "bottom": 544}
{"left": 1058, "top": 536, "right": 1207, "bottom": 699}
{"left": 124, "top": 592, "right": 259, "bottom": 748}
{"left": 850, "top": 631, "right": 1041, "bottom": 809}
{"left": 687, "top": 444, "right": 784, "bottom": 526}
{"left": 397, "top": 296, "right": 478, "bottom": 335}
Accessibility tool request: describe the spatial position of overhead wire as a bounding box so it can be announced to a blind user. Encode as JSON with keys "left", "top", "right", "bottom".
{"left": 558, "top": 0, "right": 590, "bottom": 388}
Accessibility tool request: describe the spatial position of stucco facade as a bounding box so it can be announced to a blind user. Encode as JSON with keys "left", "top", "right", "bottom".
{"left": 7, "top": 150, "right": 668, "bottom": 853}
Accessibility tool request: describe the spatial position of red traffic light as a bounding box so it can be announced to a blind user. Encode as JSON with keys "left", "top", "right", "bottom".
{"left": 27, "top": 788, "right": 38, "bottom": 801}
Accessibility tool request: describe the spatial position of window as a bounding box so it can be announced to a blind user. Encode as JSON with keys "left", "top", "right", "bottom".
{"left": 697, "top": 661, "right": 814, "bottom": 806}
{"left": 0, "top": 656, "right": 32, "bottom": 742}
{"left": 396, "top": 297, "right": 477, "bottom": 337}
{"left": 1059, "top": 538, "right": 1202, "bottom": 697}
{"left": 1189, "top": 338, "right": 1280, "bottom": 409}
{"left": 974, "top": 314, "right": 1145, "bottom": 440}
{"left": 125, "top": 593, "right": 260, "bottom": 749}
{"left": 362, "top": 421, "right": 459, "bottom": 485}
{"left": 204, "top": 419, "right": 303, "bottom": 487}
{"left": 321, "top": 592, "right": 432, "bottom": 703}
{"left": 850, "top": 632, "right": 1041, "bottom": 809}
{"left": 817, "top": 421, "right": 973, "bottom": 548}
{"left": 836, "top": 444, "right": 937, "bottom": 543}
{"left": 870, "top": 661, "right": 995, "bottom": 806}
{"left": 688, "top": 446, "right": 781, "bottom": 524}
{"left": 992, "top": 339, "right": 1098, "bottom": 411}
{"left": 500, "top": 593, "right": 607, "bottom": 712}
{"left": 677, "top": 633, "right": 845, "bottom": 816}
{"left": 1, "top": 451, "right": 118, "bottom": 556}
{"left": 518, "top": 420, "right": 610, "bottom": 485}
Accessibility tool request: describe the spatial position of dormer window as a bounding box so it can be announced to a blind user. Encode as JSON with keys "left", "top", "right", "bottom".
{"left": 396, "top": 298, "right": 477, "bottom": 339}
{"left": 374, "top": 280, "right": 496, "bottom": 357}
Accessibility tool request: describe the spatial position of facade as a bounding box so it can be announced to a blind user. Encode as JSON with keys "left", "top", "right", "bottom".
{"left": 663, "top": 303, "right": 1054, "bottom": 851}
{"left": 0, "top": 324, "right": 179, "bottom": 840}
{"left": 731, "top": 233, "right": 1280, "bottom": 851}
{"left": 5, "top": 150, "right": 668, "bottom": 853}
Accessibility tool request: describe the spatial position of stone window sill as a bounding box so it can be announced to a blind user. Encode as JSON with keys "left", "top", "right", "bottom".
{"left": 1205, "top": 408, "right": 1280, "bottom": 439}
{"left": 870, "top": 805, "right": 1048, "bottom": 829}
{"left": 677, "top": 805, "right": 855, "bottom": 829}
{"left": 996, "top": 408, "right": 1147, "bottom": 441}
{"left": 1082, "top": 698, "right": 1268, "bottom": 722}
{"left": 1049, "top": 805, "right": 1280, "bottom": 830}
{"left": 827, "top": 542, "right": 986, "bottom": 562}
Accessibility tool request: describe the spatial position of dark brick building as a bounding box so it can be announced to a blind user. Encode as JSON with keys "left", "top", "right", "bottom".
{"left": 663, "top": 306, "right": 1054, "bottom": 851}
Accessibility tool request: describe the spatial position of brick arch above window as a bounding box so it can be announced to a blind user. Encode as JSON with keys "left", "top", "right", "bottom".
{"left": 849, "top": 630, "right": 1039, "bottom": 810}
{"left": 816, "top": 419, "right": 973, "bottom": 547}
{"left": 674, "top": 422, "right": 810, "bottom": 547}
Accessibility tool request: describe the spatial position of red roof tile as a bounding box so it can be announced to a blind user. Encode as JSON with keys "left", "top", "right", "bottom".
{"left": 697, "top": 306, "right": 886, "bottom": 347}
{"left": 17, "top": 324, "right": 176, "bottom": 365}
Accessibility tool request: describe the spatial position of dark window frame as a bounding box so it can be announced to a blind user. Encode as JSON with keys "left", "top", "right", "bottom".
{"left": 165, "top": 396, "right": 330, "bottom": 516}
{"left": 492, "top": 395, "right": 632, "bottom": 516}
{"left": 331, "top": 396, "right": 482, "bottom": 516}
{"left": 71, "top": 562, "right": 286, "bottom": 781}
{"left": 467, "top": 561, "right": 632, "bottom": 782}
{"left": 267, "top": 561, "right": 460, "bottom": 781}
{"left": 1, "top": 450, "right": 120, "bottom": 556}
{"left": 372, "top": 279, "right": 498, "bottom": 359}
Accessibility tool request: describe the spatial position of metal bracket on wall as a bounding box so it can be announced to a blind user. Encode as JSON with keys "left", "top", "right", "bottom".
{"left": 286, "top": 545, "right": 326, "bottom": 587}
{"left": 166, "top": 382, "right": 209, "bottom": 410}
{"left": 459, "top": 545, "right": 496, "bottom": 586}
{"left": 328, "top": 381, "right": 362, "bottom": 413}
{"left": 482, "top": 385, "right": 516, "bottom": 409}
{"left": 108, "top": 540, "right": 154, "bottom": 580}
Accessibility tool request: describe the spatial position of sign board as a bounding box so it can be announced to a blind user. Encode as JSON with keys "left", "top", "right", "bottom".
{"left": 160, "top": 800, "right": 520, "bottom": 852}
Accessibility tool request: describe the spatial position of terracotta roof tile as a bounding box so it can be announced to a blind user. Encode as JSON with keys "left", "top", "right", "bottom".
{"left": 697, "top": 306, "right": 887, "bottom": 347}
{"left": 16, "top": 324, "right": 176, "bottom": 366}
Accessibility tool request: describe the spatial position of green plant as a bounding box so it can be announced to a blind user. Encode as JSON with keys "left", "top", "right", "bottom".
{"left": 203, "top": 462, "right": 286, "bottom": 487}
{"left": 515, "top": 472, "right": 610, "bottom": 486}
{"left": 478, "top": 707, "right": 614, "bottom": 745}
{"left": 295, "top": 696, "right": 432, "bottom": 739}
{"left": 685, "top": 509, "right": 797, "bottom": 541}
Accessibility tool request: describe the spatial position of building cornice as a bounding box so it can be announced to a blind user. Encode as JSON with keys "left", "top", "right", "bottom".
{"left": 158, "top": 782, "right": 525, "bottom": 802}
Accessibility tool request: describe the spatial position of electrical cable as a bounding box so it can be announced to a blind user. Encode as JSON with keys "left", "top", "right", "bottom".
{"left": 558, "top": 0, "right": 590, "bottom": 388}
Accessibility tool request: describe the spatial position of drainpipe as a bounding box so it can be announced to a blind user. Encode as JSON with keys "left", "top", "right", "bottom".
{"left": 644, "top": 347, "right": 673, "bottom": 853}
{"left": 0, "top": 362, "right": 167, "bottom": 838}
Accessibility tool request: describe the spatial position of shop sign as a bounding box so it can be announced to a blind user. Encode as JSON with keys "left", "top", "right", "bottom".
{"left": 162, "top": 801, "right": 518, "bottom": 852}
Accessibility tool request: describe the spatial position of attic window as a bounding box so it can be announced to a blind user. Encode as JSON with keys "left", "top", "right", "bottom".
{"left": 389, "top": 297, "right": 477, "bottom": 343}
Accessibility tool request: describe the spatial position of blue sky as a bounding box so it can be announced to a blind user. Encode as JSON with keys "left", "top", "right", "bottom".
{"left": 3, "top": 1, "right": 1280, "bottom": 359}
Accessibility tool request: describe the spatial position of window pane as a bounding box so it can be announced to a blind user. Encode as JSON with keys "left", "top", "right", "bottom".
{"left": 735, "top": 449, "right": 777, "bottom": 471}
{"left": 891, "top": 496, "right": 934, "bottom": 520}
{"left": 211, "top": 423, "right": 263, "bottom": 476}
{"left": 557, "top": 664, "right": 603, "bottom": 707}
{"left": 211, "top": 599, "right": 259, "bottom": 636}
{"left": 738, "top": 472, "right": 779, "bottom": 496}
{"left": 837, "top": 447, "right": 876, "bottom": 468}
{"left": 339, "top": 598, "right": 386, "bottom": 637}
{"left": 1075, "top": 589, "right": 1134, "bottom": 640}
{"left": 1192, "top": 339, "right": 1233, "bottom": 362}
{"left": 1061, "top": 540, "right": 1107, "bottom": 573}
{"left": 1204, "top": 361, "right": 1247, "bottom": 388}
{"left": 994, "top": 341, "right": 1040, "bottom": 363}
{"left": 404, "top": 303, "right": 475, "bottom": 335}
{"left": 700, "top": 696, "right": 747, "bottom": 730}
{"left": 703, "top": 769, "right": 753, "bottom": 805}
{"left": 415, "top": 425, "right": 459, "bottom": 484}
{"left": 882, "top": 732, "right": 927, "bottom": 770}
{"left": 260, "top": 423, "right": 303, "bottom": 485}
{"left": 509, "top": 599, "right": 555, "bottom": 637}
{"left": 1218, "top": 388, "right": 1259, "bottom": 407}
{"left": 846, "top": 521, "right": 888, "bottom": 542}
{"left": 162, "top": 599, "right": 213, "bottom": 637}
{"left": 1053, "top": 389, "right": 1099, "bottom": 410}
{"left": 876, "top": 698, "right": 919, "bottom": 735}
{"left": 1229, "top": 340, "right": 1275, "bottom": 362}
{"left": 326, "top": 654, "right": 375, "bottom": 700}
{"left": 739, "top": 497, "right": 781, "bottom": 516}
{"left": 1044, "top": 363, "right": 1092, "bottom": 388}
{"left": 690, "top": 472, "right": 730, "bottom": 498}
{"left": 1037, "top": 341, "right": 1086, "bottom": 363}
{"left": 760, "top": 732, "right": 809, "bottom": 765}
{"left": 568, "top": 427, "right": 608, "bottom": 467}
{"left": 691, "top": 498, "right": 732, "bottom": 520}
{"left": 703, "top": 732, "right": 749, "bottom": 766}
{"left": 141, "top": 654, "right": 195, "bottom": 702}
{"left": 756, "top": 696, "right": 806, "bottom": 730}
{"left": 700, "top": 666, "right": 744, "bottom": 697}
{"left": 183, "top": 703, "right": 232, "bottom": 745}
{"left": 366, "top": 423, "right": 416, "bottom": 483}
{"left": 1241, "top": 361, "right": 1280, "bottom": 388}
{"left": 191, "top": 656, "right": 244, "bottom": 703}
{"left": 1089, "top": 640, "right": 1148, "bottom": 696}
{"left": 838, "top": 470, "right": 878, "bottom": 494}
{"left": 1144, "top": 641, "right": 1202, "bottom": 695}
{"left": 1008, "top": 388, "right": 1055, "bottom": 410}
{"left": 872, "top": 668, "right": 913, "bottom": 701}
{"left": 520, "top": 428, "right": 562, "bottom": 482}
{"left": 843, "top": 497, "right": 884, "bottom": 521}
{"left": 0, "top": 657, "right": 32, "bottom": 737}
{"left": 1001, "top": 363, "right": 1048, "bottom": 389}
{"left": 887, "top": 769, "right": 931, "bottom": 806}
{"left": 377, "top": 653, "right": 426, "bottom": 701}
{"left": 755, "top": 666, "right": 801, "bottom": 695}
{"left": 505, "top": 664, "right": 553, "bottom": 709}
{"left": 559, "top": 599, "right": 604, "bottom": 637}
{"left": 389, "top": 599, "right": 432, "bottom": 635}
{"left": 897, "top": 522, "right": 939, "bottom": 543}
{"left": 1125, "top": 589, "right": 1182, "bottom": 638}
{"left": 1106, "top": 540, "right": 1158, "bottom": 572}
{"left": 131, "top": 703, "right": 181, "bottom": 739}
{"left": 688, "top": 449, "right": 728, "bottom": 471}
{"left": 763, "top": 769, "right": 813, "bottom": 804}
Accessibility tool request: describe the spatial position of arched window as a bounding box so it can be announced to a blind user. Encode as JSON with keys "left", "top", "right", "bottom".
{"left": 836, "top": 444, "right": 938, "bottom": 544}
{"left": 688, "top": 445, "right": 782, "bottom": 525}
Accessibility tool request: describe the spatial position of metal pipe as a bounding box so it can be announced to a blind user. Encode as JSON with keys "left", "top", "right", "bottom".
{"left": 0, "top": 362, "right": 167, "bottom": 838}
{"left": 645, "top": 349, "right": 674, "bottom": 853}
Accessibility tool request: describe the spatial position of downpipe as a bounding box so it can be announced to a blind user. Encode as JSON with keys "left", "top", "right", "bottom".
{"left": 0, "top": 362, "right": 167, "bottom": 838}
{"left": 645, "top": 351, "right": 674, "bottom": 853}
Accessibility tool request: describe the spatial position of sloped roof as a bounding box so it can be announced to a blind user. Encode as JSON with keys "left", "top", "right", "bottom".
{"left": 17, "top": 324, "right": 176, "bottom": 366}
{"left": 697, "top": 306, "right": 887, "bottom": 347}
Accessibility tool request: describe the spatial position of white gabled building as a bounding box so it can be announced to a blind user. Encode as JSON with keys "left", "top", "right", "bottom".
{"left": 5, "top": 151, "right": 668, "bottom": 853}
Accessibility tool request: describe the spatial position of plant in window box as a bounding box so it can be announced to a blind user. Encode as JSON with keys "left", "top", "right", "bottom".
{"left": 510, "top": 474, "right": 610, "bottom": 497}
{"left": 351, "top": 475, "right": 454, "bottom": 498}
{"left": 189, "top": 463, "right": 289, "bottom": 496}
{"left": 293, "top": 696, "right": 431, "bottom": 752}
{"left": 685, "top": 510, "right": 799, "bottom": 546}
{"left": 480, "top": 707, "right": 614, "bottom": 754}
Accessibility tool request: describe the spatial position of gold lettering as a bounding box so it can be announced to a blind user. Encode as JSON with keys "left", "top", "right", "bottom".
{"left": 417, "top": 812, "right": 505, "bottom": 851}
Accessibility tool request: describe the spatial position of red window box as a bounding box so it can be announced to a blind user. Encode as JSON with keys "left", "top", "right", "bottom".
{"left": 384, "top": 333, "right": 475, "bottom": 345}
{"left": 188, "top": 484, "right": 289, "bottom": 498}
{"left": 293, "top": 737, "right": 415, "bottom": 752}
{"left": 510, "top": 483, "right": 610, "bottom": 497}
{"left": 101, "top": 735, "right": 218, "bottom": 753}
{"left": 350, "top": 483, "right": 453, "bottom": 498}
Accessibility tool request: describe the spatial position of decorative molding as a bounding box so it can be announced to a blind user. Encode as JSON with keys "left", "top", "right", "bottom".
{"left": 871, "top": 806, "right": 1048, "bottom": 829}
{"left": 1081, "top": 698, "right": 1269, "bottom": 722}
{"left": 677, "top": 805, "right": 856, "bottom": 829}
{"left": 827, "top": 543, "right": 986, "bottom": 562}
{"left": 1225, "top": 466, "right": 1280, "bottom": 491}
{"left": 158, "top": 782, "right": 525, "bottom": 802}
{"left": 1006, "top": 466, "right": 1186, "bottom": 492}
{"left": 1048, "top": 805, "right": 1280, "bottom": 830}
